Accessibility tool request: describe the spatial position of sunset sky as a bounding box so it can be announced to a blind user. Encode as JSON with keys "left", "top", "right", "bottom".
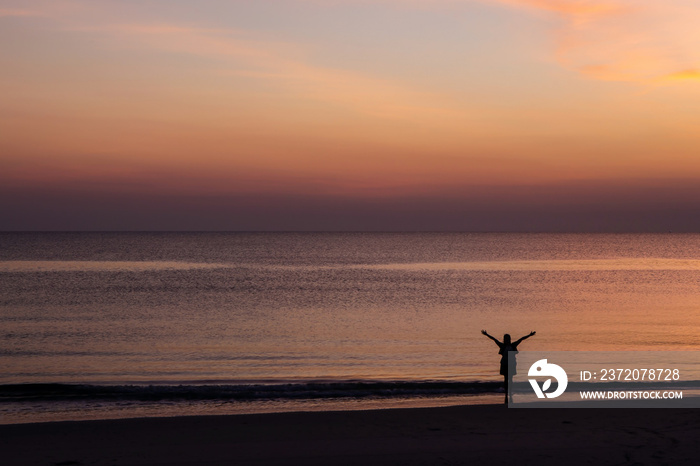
{"left": 2, "top": 0, "right": 700, "bottom": 231}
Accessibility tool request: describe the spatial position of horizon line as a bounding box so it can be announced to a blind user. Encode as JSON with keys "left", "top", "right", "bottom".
{"left": 0, "top": 230, "right": 692, "bottom": 234}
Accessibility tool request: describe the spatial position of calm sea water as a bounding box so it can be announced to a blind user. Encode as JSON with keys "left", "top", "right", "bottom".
{"left": 2, "top": 233, "right": 700, "bottom": 422}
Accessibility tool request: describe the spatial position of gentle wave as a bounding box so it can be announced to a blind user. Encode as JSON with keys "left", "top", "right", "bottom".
{"left": 0, "top": 261, "right": 229, "bottom": 273}
{"left": 253, "top": 258, "right": 700, "bottom": 272}
{"left": 355, "top": 258, "right": 700, "bottom": 271}
{"left": 4, "top": 258, "right": 700, "bottom": 273}
{"left": 0, "top": 381, "right": 502, "bottom": 402}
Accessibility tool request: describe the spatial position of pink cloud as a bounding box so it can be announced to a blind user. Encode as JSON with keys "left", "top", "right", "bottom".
{"left": 380, "top": 0, "right": 700, "bottom": 83}
{"left": 84, "top": 22, "right": 466, "bottom": 123}
{"left": 490, "top": 0, "right": 700, "bottom": 83}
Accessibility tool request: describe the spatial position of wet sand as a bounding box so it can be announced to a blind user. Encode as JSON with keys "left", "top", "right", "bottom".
{"left": 2, "top": 404, "right": 699, "bottom": 465}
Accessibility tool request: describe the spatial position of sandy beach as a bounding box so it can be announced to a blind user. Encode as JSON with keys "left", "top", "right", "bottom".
{"left": 2, "top": 404, "right": 699, "bottom": 465}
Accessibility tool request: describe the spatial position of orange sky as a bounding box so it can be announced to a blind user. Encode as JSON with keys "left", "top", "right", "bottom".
{"left": 1, "top": 0, "right": 700, "bottom": 230}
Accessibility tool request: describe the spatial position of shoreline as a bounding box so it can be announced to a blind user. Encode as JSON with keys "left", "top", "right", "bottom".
{"left": 0, "top": 393, "right": 502, "bottom": 425}
{"left": 2, "top": 404, "right": 700, "bottom": 465}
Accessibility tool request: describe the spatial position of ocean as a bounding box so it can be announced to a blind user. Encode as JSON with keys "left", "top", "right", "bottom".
{"left": 2, "top": 232, "right": 700, "bottom": 422}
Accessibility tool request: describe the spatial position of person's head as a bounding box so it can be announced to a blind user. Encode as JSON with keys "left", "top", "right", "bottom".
{"left": 503, "top": 334, "right": 511, "bottom": 344}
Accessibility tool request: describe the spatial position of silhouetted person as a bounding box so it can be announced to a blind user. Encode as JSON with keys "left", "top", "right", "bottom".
{"left": 481, "top": 330, "right": 535, "bottom": 405}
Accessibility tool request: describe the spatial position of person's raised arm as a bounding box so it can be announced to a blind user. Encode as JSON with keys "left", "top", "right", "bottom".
{"left": 514, "top": 331, "right": 536, "bottom": 346}
{"left": 481, "top": 330, "right": 502, "bottom": 346}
